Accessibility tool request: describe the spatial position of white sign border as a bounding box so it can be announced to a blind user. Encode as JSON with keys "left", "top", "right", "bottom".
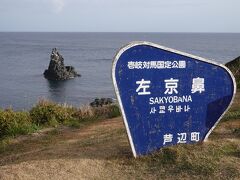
{"left": 112, "top": 41, "right": 237, "bottom": 158}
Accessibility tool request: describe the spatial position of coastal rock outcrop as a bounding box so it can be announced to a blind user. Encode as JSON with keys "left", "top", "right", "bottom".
{"left": 44, "top": 48, "right": 80, "bottom": 80}
{"left": 225, "top": 56, "right": 240, "bottom": 88}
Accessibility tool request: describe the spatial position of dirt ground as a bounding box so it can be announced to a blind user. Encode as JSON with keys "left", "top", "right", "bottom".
{"left": 0, "top": 117, "right": 131, "bottom": 180}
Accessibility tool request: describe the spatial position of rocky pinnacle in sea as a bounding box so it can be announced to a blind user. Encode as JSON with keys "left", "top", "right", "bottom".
{"left": 44, "top": 48, "right": 80, "bottom": 80}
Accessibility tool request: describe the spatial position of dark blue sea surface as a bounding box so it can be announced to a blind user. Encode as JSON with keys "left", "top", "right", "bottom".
{"left": 0, "top": 32, "right": 239, "bottom": 110}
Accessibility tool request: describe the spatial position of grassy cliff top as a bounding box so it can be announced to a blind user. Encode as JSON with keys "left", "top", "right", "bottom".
{"left": 226, "top": 56, "right": 240, "bottom": 89}
{"left": 0, "top": 93, "right": 239, "bottom": 179}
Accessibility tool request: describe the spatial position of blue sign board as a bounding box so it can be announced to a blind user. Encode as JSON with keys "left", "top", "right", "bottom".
{"left": 112, "top": 42, "right": 236, "bottom": 157}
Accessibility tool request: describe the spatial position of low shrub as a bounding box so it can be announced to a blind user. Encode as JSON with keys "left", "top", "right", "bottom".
{"left": 72, "top": 104, "right": 121, "bottom": 122}
{"left": 73, "top": 105, "right": 95, "bottom": 121}
{"left": 30, "top": 99, "right": 76, "bottom": 125}
{"left": 0, "top": 99, "right": 121, "bottom": 139}
{"left": 107, "top": 104, "right": 121, "bottom": 118}
{"left": 91, "top": 105, "right": 121, "bottom": 119}
{"left": 0, "top": 109, "right": 36, "bottom": 138}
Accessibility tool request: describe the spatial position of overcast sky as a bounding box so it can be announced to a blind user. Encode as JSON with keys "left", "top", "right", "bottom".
{"left": 0, "top": 0, "right": 239, "bottom": 32}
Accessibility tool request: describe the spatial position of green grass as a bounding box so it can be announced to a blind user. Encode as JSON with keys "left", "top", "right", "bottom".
{"left": 237, "top": 79, "right": 240, "bottom": 89}
{"left": 222, "top": 110, "right": 240, "bottom": 122}
{"left": 110, "top": 140, "right": 240, "bottom": 179}
{"left": 233, "top": 128, "right": 240, "bottom": 138}
{"left": 0, "top": 138, "right": 11, "bottom": 154}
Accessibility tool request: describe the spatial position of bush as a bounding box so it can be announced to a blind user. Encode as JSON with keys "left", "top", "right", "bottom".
{"left": 0, "top": 99, "right": 121, "bottom": 139}
{"left": 107, "top": 104, "right": 121, "bottom": 118}
{"left": 72, "top": 105, "right": 95, "bottom": 121}
{"left": 30, "top": 99, "right": 75, "bottom": 125}
{"left": 72, "top": 104, "right": 121, "bottom": 122}
{"left": 91, "top": 105, "right": 121, "bottom": 119}
{"left": 0, "top": 109, "right": 35, "bottom": 138}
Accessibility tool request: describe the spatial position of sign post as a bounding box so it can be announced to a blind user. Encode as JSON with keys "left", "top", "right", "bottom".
{"left": 112, "top": 41, "right": 236, "bottom": 157}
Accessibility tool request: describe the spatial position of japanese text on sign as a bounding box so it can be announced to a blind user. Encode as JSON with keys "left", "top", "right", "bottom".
{"left": 163, "top": 132, "right": 200, "bottom": 145}
{"left": 135, "top": 77, "right": 205, "bottom": 114}
{"left": 128, "top": 60, "right": 186, "bottom": 69}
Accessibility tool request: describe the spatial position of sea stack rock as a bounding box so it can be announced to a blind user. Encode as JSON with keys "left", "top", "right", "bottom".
{"left": 44, "top": 48, "right": 80, "bottom": 80}
{"left": 226, "top": 56, "right": 240, "bottom": 88}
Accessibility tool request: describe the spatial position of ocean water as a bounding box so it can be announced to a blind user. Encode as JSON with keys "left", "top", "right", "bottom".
{"left": 0, "top": 32, "right": 239, "bottom": 110}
